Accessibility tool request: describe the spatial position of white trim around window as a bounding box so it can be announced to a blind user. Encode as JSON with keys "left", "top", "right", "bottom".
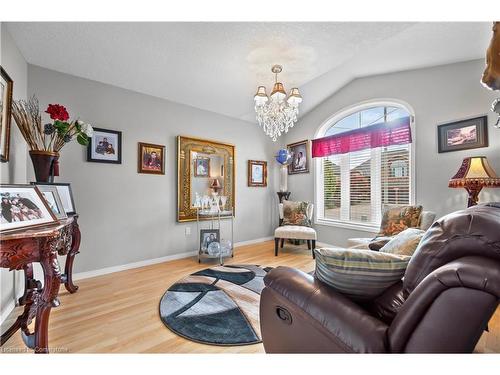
{"left": 313, "top": 99, "right": 416, "bottom": 230}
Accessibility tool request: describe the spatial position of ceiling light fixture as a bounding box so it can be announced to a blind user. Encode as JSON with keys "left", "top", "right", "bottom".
{"left": 254, "top": 65, "right": 302, "bottom": 141}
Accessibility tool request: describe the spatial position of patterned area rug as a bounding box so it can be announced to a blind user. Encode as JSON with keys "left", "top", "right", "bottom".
{"left": 159, "top": 264, "right": 272, "bottom": 346}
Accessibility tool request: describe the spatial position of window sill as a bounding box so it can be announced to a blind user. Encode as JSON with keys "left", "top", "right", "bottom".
{"left": 315, "top": 218, "right": 379, "bottom": 233}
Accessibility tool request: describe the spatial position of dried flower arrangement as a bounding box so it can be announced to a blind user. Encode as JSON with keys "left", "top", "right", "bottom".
{"left": 12, "top": 96, "right": 93, "bottom": 152}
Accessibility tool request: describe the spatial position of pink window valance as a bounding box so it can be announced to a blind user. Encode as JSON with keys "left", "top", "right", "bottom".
{"left": 312, "top": 116, "right": 412, "bottom": 158}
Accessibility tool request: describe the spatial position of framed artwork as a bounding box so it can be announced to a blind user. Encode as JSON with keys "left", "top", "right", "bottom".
{"left": 36, "top": 184, "right": 68, "bottom": 220}
{"left": 0, "top": 184, "right": 58, "bottom": 233}
{"left": 248, "top": 160, "right": 267, "bottom": 187}
{"left": 437, "top": 116, "right": 488, "bottom": 153}
{"left": 32, "top": 182, "right": 77, "bottom": 215}
{"left": 287, "top": 140, "right": 310, "bottom": 174}
{"left": 87, "top": 127, "right": 122, "bottom": 163}
{"left": 194, "top": 157, "right": 210, "bottom": 177}
{"left": 138, "top": 142, "right": 165, "bottom": 175}
{"left": 1, "top": 66, "right": 13, "bottom": 163}
{"left": 200, "top": 229, "right": 220, "bottom": 252}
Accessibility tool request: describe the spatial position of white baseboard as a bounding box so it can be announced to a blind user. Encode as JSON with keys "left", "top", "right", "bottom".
{"left": 73, "top": 236, "right": 274, "bottom": 281}
{"left": 0, "top": 299, "right": 16, "bottom": 327}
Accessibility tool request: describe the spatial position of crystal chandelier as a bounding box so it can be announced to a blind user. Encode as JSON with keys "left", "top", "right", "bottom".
{"left": 254, "top": 65, "right": 302, "bottom": 141}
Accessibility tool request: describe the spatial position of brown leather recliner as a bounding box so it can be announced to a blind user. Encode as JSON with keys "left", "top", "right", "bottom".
{"left": 259, "top": 203, "right": 500, "bottom": 353}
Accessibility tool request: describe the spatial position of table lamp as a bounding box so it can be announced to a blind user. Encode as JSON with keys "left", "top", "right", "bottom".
{"left": 449, "top": 156, "right": 500, "bottom": 207}
{"left": 210, "top": 178, "right": 221, "bottom": 194}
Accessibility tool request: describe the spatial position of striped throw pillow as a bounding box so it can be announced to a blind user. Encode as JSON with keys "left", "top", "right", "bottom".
{"left": 314, "top": 247, "right": 411, "bottom": 301}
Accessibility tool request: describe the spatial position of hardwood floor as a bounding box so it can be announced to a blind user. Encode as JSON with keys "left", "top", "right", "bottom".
{"left": 1, "top": 240, "right": 499, "bottom": 353}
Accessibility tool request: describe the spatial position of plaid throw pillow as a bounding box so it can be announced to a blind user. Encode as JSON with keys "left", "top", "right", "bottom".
{"left": 282, "top": 200, "right": 312, "bottom": 227}
{"left": 377, "top": 205, "right": 422, "bottom": 237}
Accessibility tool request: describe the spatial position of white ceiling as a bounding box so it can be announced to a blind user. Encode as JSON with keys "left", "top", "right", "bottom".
{"left": 6, "top": 22, "right": 492, "bottom": 122}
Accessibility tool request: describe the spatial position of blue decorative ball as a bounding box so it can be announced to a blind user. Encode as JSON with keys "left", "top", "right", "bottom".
{"left": 275, "top": 149, "right": 293, "bottom": 165}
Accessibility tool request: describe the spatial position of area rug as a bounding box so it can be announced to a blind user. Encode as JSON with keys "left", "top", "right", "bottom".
{"left": 159, "top": 264, "right": 272, "bottom": 346}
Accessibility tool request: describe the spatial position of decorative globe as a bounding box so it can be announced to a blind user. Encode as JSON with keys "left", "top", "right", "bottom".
{"left": 275, "top": 149, "right": 293, "bottom": 165}
{"left": 207, "top": 241, "right": 221, "bottom": 256}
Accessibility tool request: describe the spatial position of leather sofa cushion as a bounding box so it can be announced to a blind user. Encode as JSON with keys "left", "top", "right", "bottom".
{"left": 314, "top": 247, "right": 411, "bottom": 301}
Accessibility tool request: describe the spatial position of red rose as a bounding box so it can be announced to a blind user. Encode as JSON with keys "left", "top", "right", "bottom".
{"left": 45, "top": 104, "right": 69, "bottom": 122}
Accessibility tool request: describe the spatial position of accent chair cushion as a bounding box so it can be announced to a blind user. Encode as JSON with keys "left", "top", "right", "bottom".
{"left": 314, "top": 247, "right": 411, "bottom": 301}
{"left": 377, "top": 205, "right": 423, "bottom": 237}
{"left": 380, "top": 228, "right": 425, "bottom": 256}
{"left": 275, "top": 225, "right": 317, "bottom": 240}
{"left": 282, "top": 200, "right": 312, "bottom": 227}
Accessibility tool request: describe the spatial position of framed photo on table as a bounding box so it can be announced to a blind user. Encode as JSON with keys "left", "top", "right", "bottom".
{"left": 287, "top": 140, "right": 310, "bottom": 174}
{"left": 87, "top": 127, "right": 122, "bottom": 163}
{"left": 32, "top": 182, "right": 77, "bottom": 215}
{"left": 35, "top": 184, "right": 68, "bottom": 220}
{"left": 0, "top": 66, "right": 13, "bottom": 163}
{"left": 0, "top": 184, "right": 57, "bottom": 233}
{"left": 200, "top": 229, "right": 220, "bottom": 252}
{"left": 437, "top": 116, "right": 488, "bottom": 153}
{"left": 138, "top": 142, "right": 165, "bottom": 175}
{"left": 248, "top": 160, "right": 267, "bottom": 187}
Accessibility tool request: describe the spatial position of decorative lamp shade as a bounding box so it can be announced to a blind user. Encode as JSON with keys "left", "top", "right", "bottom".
{"left": 211, "top": 178, "right": 221, "bottom": 189}
{"left": 254, "top": 86, "right": 268, "bottom": 106}
{"left": 287, "top": 88, "right": 303, "bottom": 107}
{"left": 449, "top": 156, "right": 500, "bottom": 207}
{"left": 270, "top": 82, "right": 286, "bottom": 102}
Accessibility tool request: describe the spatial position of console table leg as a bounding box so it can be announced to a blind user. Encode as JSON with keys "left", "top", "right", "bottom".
{"left": 18, "top": 263, "right": 34, "bottom": 305}
{"left": 64, "top": 219, "right": 81, "bottom": 293}
{"left": 34, "top": 251, "right": 61, "bottom": 354}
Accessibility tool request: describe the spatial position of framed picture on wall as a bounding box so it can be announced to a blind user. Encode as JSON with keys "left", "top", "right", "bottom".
{"left": 287, "top": 140, "right": 310, "bottom": 174}
{"left": 0, "top": 66, "right": 13, "bottom": 163}
{"left": 138, "top": 142, "right": 165, "bottom": 175}
{"left": 248, "top": 160, "right": 267, "bottom": 187}
{"left": 0, "top": 184, "right": 58, "bottom": 233}
{"left": 31, "top": 182, "right": 77, "bottom": 215}
{"left": 194, "top": 157, "right": 210, "bottom": 177}
{"left": 87, "top": 127, "right": 122, "bottom": 163}
{"left": 437, "top": 116, "right": 488, "bottom": 153}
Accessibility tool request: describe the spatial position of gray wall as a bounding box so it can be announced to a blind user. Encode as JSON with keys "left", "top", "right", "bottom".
{"left": 28, "top": 65, "right": 278, "bottom": 274}
{"left": 284, "top": 59, "right": 500, "bottom": 247}
{"left": 0, "top": 23, "right": 28, "bottom": 321}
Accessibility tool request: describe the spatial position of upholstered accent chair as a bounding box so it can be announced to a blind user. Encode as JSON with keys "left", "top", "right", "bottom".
{"left": 274, "top": 202, "right": 316, "bottom": 258}
{"left": 348, "top": 209, "right": 436, "bottom": 250}
{"left": 260, "top": 203, "right": 500, "bottom": 353}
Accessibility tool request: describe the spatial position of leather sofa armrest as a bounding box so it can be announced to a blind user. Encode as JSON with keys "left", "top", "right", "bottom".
{"left": 261, "top": 266, "right": 389, "bottom": 353}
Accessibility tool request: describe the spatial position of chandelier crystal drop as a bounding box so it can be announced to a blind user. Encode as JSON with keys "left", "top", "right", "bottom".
{"left": 254, "top": 65, "right": 302, "bottom": 141}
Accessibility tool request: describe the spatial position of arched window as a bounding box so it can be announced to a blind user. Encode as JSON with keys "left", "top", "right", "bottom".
{"left": 314, "top": 102, "right": 414, "bottom": 230}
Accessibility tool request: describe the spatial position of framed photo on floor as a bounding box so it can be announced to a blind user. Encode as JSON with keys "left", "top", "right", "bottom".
{"left": 287, "top": 140, "right": 310, "bottom": 174}
{"left": 32, "top": 182, "right": 77, "bottom": 215}
{"left": 138, "top": 142, "right": 165, "bottom": 175}
{"left": 0, "top": 184, "right": 57, "bottom": 233}
{"left": 35, "top": 184, "right": 68, "bottom": 220}
{"left": 87, "top": 127, "right": 122, "bottom": 163}
{"left": 0, "top": 66, "right": 13, "bottom": 163}
{"left": 437, "top": 116, "right": 488, "bottom": 153}
{"left": 248, "top": 160, "right": 267, "bottom": 187}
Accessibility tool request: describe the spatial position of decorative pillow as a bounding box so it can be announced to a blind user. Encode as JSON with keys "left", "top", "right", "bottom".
{"left": 282, "top": 200, "right": 311, "bottom": 227}
{"left": 377, "top": 205, "right": 423, "bottom": 237}
{"left": 314, "top": 247, "right": 411, "bottom": 301}
{"left": 380, "top": 228, "right": 425, "bottom": 256}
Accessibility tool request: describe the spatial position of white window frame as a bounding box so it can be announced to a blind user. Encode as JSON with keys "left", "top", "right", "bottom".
{"left": 314, "top": 99, "right": 416, "bottom": 232}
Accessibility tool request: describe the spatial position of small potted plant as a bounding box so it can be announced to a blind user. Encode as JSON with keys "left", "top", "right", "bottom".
{"left": 12, "top": 96, "right": 93, "bottom": 182}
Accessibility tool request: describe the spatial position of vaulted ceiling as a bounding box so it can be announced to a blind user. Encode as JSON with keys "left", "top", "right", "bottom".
{"left": 6, "top": 22, "right": 492, "bottom": 123}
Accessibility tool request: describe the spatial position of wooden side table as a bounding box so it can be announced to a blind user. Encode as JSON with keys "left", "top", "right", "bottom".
{"left": 0, "top": 215, "right": 81, "bottom": 353}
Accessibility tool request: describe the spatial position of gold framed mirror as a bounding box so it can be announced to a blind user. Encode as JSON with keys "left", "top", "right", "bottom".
{"left": 177, "top": 136, "right": 235, "bottom": 222}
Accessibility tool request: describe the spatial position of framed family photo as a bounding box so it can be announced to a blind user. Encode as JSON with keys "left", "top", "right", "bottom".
{"left": 287, "top": 140, "right": 310, "bottom": 175}
{"left": 32, "top": 182, "right": 77, "bottom": 215}
{"left": 437, "top": 116, "right": 488, "bottom": 153}
{"left": 138, "top": 142, "right": 165, "bottom": 175}
{"left": 1, "top": 66, "right": 13, "bottom": 163}
{"left": 87, "top": 127, "right": 122, "bottom": 163}
{"left": 248, "top": 160, "right": 267, "bottom": 187}
{"left": 194, "top": 157, "right": 210, "bottom": 177}
{"left": 0, "top": 184, "right": 58, "bottom": 233}
{"left": 200, "top": 229, "right": 220, "bottom": 252}
{"left": 35, "top": 184, "right": 68, "bottom": 220}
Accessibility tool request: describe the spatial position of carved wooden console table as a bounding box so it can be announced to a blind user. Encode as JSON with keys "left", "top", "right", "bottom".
{"left": 0, "top": 215, "right": 81, "bottom": 353}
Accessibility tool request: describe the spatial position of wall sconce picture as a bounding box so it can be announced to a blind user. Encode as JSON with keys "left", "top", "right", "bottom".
{"left": 248, "top": 160, "right": 267, "bottom": 187}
